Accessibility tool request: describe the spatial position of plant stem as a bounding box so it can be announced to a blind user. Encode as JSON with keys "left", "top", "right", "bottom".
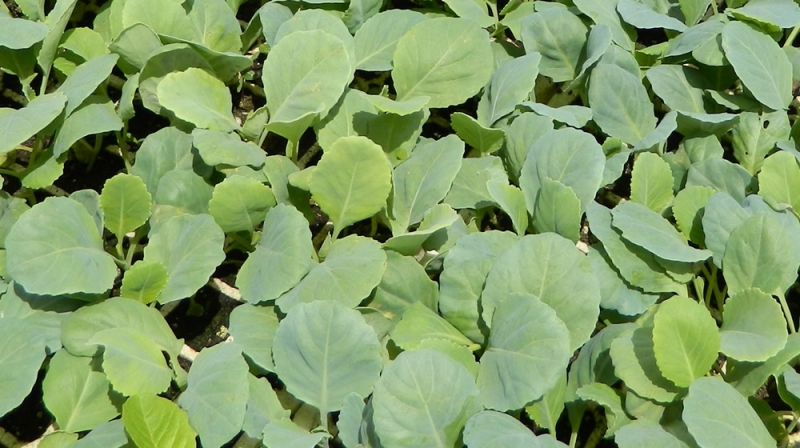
{"left": 710, "top": 0, "right": 718, "bottom": 15}
{"left": 242, "top": 81, "right": 265, "bottom": 98}
{"left": 786, "top": 24, "right": 800, "bottom": 48}
{"left": 779, "top": 292, "right": 797, "bottom": 334}
{"left": 87, "top": 134, "right": 104, "bottom": 172}
{"left": 117, "top": 122, "right": 132, "bottom": 172}
{"left": 287, "top": 139, "right": 299, "bottom": 164}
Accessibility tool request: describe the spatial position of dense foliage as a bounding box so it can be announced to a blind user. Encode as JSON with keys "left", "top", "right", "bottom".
{"left": 2, "top": 0, "right": 800, "bottom": 447}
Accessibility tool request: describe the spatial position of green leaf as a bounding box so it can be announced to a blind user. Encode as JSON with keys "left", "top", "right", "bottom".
{"left": 354, "top": 10, "right": 426, "bottom": 71}
{"left": 372, "top": 349, "right": 480, "bottom": 448}
{"left": 263, "top": 30, "right": 352, "bottom": 142}
{"left": 617, "top": 0, "right": 687, "bottom": 31}
{"left": 502, "top": 113, "right": 554, "bottom": 181}
{"left": 310, "top": 136, "right": 392, "bottom": 238}
{"left": 481, "top": 234, "right": 601, "bottom": 351}
{"left": 487, "top": 181, "right": 528, "bottom": 237}
{"left": 526, "top": 373, "right": 566, "bottom": 432}
{"left": 120, "top": 260, "right": 168, "bottom": 305}
{"left": 587, "top": 203, "right": 682, "bottom": 294}
{"left": 0, "top": 15, "right": 49, "bottom": 49}
{"left": 444, "top": 156, "right": 508, "bottom": 210}
{"left": 100, "top": 174, "right": 152, "bottom": 239}
{"left": 208, "top": 175, "right": 275, "bottom": 234}
{"left": 519, "top": 102, "right": 593, "bottom": 129}
{"left": 276, "top": 235, "right": 386, "bottom": 312}
{"left": 392, "top": 302, "right": 476, "bottom": 350}
{"left": 89, "top": 328, "right": 173, "bottom": 396}
{"left": 55, "top": 54, "right": 118, "bottom": 115}
{"left": 442, "top": 0, "right": 493, "bottom": 27}
{"left": 337, "top": 393, "right": 366, "bottom": 448}
{"left": 0, "top": 92, "right": 66, "bottom": 155}
{"left": 479, "top": 293, "right": 571, "bottom": 411}
{"left": 274, "top": 9, "right": 356, "bottom": 71}
{"left": 129, "top": 127, "right": 196, "bottom": 196}
{"left": 439, "top": 231, "right": 519, "bottom": 343}
{"left": 673, "top": 186, "right": 715, "bottom": 246}
{"left": 39, "top": 0, "right": 79, "bottom": 79}
{"left": 242, "top": 375, "right": 289, "bottom": 438}
{"left": 519, "top": 128, "right": 605, "bottom": 215}
{"left": 463, "top": 411, "right": 541, "bottom": 447}
{"left": 589, "top": 63, "right": 657, "bottom": 145}
{"left": 450, "top": 112, "right": 505, "bottom": 155}
{"left": 236, "top": 204, "right": 314, "bottom": 304}
{"left": 42, "top": 350, "right": 119, "bottom": 433}
{"left": 273, "top": 300, "right": 382, "bottom": 416}
{"left": 61, "top": 297, "right": 181, "bottom": 358}
{"left": 391, "top": 135, "right": 463, "bottom": 234}
{"left": 314, "top": 89, "right": 376, "bottom": 151}
{"left": 151, "top": 170, "right": 214, "bottom": 231}
{"left": 366, "top": 94, "right": 429, "bottom": 116}
{"left": 122, "top": 395, "right": 196, "bottom": 448}
{"left": 38, "top": 432, "right": 78, "bottom": 448}
{"left": 732, "top": 111, "right": 790, "bottom": 175}
{"left": 759, "top": 150, "right": 800, "bottom": 212}
{"left": 6, "top": 197, "right": 116, "bottom": 296}
{"left": 686, "top": 158, "right": 754, "bottom": 203}
{"left": 645, "top": 64, "right": 707, "bottom": 114}
{"left": 576, "top": 383, "right": 630, "bottom": 436}
{"left": 565, "top": 24, "right": 612, "bottom": 92}
{"left": 178, "top": 342, "right": 249, "bottom": 448}
{"left": 611, "top": 201, "right": 712, "bottom": 263}
{"left": 157, "top": 68, "right": 239, "bottom": 132}
{"left": 0, "top": 320, "right": 47, "bottom": 417}
{"left": 229, "top": 304, "right": 279, "bottom": 373}
{"left": 573, "top": 0, "right": 636, "bottom": 51}
{"left": 186, "top": 0, "right": 242, "bottom": 53}
{"left": 630, "top": 153, "right": 675, "bottom": 214}
{"left": 71, "top": 420, "right": 128, "bottom": 448}
{"left": 477, "top": 53, "right": 541, "bottom": 126}
{"left": 615, "top": 420, "right": 690, "bottom": 448}
{"left": 729, "top": 0, "right": 800, "bottom": 30}
{"left": 588, "top": 246, "right": 659, "bottom": 316}
{"left": 720, "top": 288, "right": 788, "bottom": 362}
{"left": 728, "top": 333, "right": 800, "bottom": 396}
{"left": 143, "top": 214, "right": 225, "bottom": 304}
{"left": 683, "top": 377, "right": 775, "bottom": 448}
{"left": 722, "top": 214, "right": 796, "bottom": 295}
{"left": 262, "top": 419, "right": 325, "bottom": 448}
{"left": 520, "top": 7, "right": 587, "bottom": 82}
{"left": 652, "top": 296, "right": 720, "bottom": 389}
{"left": 393, "top": 18, "right": 493, "bottom": 107}
{"left": 610, "top": 326, "right": 680, "bottom": 403}
{"left": 109, "top": 24, "right": 162, "bottom": 74}
{"left": 192, "top": 129, "right": 267, "bottom": 168}
{"left": 370, "top": 250, "right": 439, "bottom": 321}
{"left": 365, "top": 109, "right": 429, "bottom": 164}
{"left": 122, "top": 0, "right": 194, "bottom": 41}
{"left": 53, "top": 97, "right": 124, "bottom": 158}
{"left": 531, "top": 178, "right": 581, "bottom": 242}
{"left": 721, "top": 21, "right": 792, "bottom": 110}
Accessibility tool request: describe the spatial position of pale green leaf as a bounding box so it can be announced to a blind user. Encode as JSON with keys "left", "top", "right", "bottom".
{"left": 122, "top": 0, "right": 194, "bottom": 40}
{"left": 383, "top": 204, "right": 460, "bottom": 255}
{"left": 0, "top": 15, "right": 49, "bottom": 49}
{"left": 0, "top": 92, "right": 66, "bottom": 155}
{"left": 729, "top": 0, "right": 800, "bottom": 30}
{"left": 589, "top": 63, "right": 657, "bottom": 145}
{"left": 525, "top": 373, "right": 566, "bottom": 432}
{"left": 89, "top": 328, "right": 173, "bottom": 396}
{"left": 273, "top": 300, "right": 382, "bottom": 415}
{"left": 242, "top": 375, "right": 289, "bottom": 438}
{"left": 52, "top": 97, "right": 123, "bottom": 158}
{"left": 354, "top": 10, "right": 426, "bottom": 71}
{"left": 502, "top": 113, "right": 553, "bottom": 181}
{"left": 311, "top": 136, "right": 392, "bottom": 238}
{"left": 276, "top": 235, "right": 386, "bottom": 312}
{"left": 42, "top": 350, "right": 119, "bottom": 433}
{"left": 192, "top": 129, "right": 266, "bottom": 168}
{"left": 392, "top": 302, "right": 476, "bottom": 350}
{"left": 683, "top": 377, "right": 774, "bottom": 448}
{"left": 186, "top": 0, "right": 242, "bottom": 53}
{"left": 759, "top": 150, "right": 800, "bottom": 212}
{"left": 0, "top": 320, "right": 47, "bottom": 417}
{"left": 444, "top": 156, "right": 508, "bottom": 210}
{"left": 673, "top": 186, "right": 715, "bottom": 246}
{"left": 721, "top": 21, "right": 792, "bottom": 110}
{"left": 588, "top": 246, "right": 659, "bottom": 316}
{"left": 314, "top": 89, "right": 376, "bottom": 152}
{"left": 686, "top": 158, "right": 754, "bottom": 203}
{"left": 520, "top": 8, "right": 586, "bottom": 82}
{"left": 122, "top": 395, "right": 196, "bottom": 448}
{"left": 479, "top": 293, "right": 571, "bottom": 411}
{"left": 487, "top": 181, "right": 528, "bottom": 236}
{"left": 519, "top": 102, "right": 593, "bottom": 129}
{"left": 229, "top": 304, "right": 279, "bottom": 374}
{"left": 129, "top": 127, "right": 196, "bottom": 197}
{"left": 370, "top": 250, "right": 439, "bottom": 321}
{"left": 56, "top": 54, "right": 119, "bottom": 115}
{"left": 721, "top": 288, "right": 788, "bottom": 362}
{"left": 617, "top": 0, "right": 687, "bottom": 31}
{"left": 208, "top": 175, "right": 275, "bottom": 234}
{"left": 573, "top": 0, "right": 636, "bottom": 51}
{"left": 366, "top": 94, "right": 429, "bottom": 116}
{"left": 645, "top": 64, "right": 707, "bottom": 114}
{"left": 615, "top": 420, "right": 690, "bottom": 448}
{"left": 6, "top": 197, "right": 116, "bottom": 296}
{"left": 630, "top": 153, "right": 675, "bottom": 214}
{"left": 120, "top": 260, "right": 168, "bottom": 305}
{"left": 143, "top": 214, "right": 225, "bottom": 304}
{"left": 372, "top": 349, "right": 480, "bottom": 448}
{"left": 157, "top": 68, "right": 239, "bottom": 132}
{"left": 576, "top": 383, "right": 630, "bottom": 436}
{"left": 531, "top": 178, "right": 580, "bottom": 242}
{"left": 450, "top": 112, "right": 505, "bottom": 155}
{"left": 652, "top": 296, "right": 720, "bottom": 388}
{"left": 262, "top": 419, "right": 325, "bottom": 448}
{"left": 71, "top": 420, "right": 128, "bottom": 448}
{"left": 393, "top": 18, "right": 493, "bottom": 107}
{"left": 178, "top": 343, "right": 249, "bottom": 448}
{"left": 463, "top": 411, "right": 541, "bottom": 447}
{"left": 100, "top": 173, "right": 152, "bottom": 239}
{"left": 732, "top": 111, "right": 791, "bottom": 175}
{"left": 477, "top": 53, "right": 541, "bottom": 126}
{"left": 609, "top": 326, "right": 680, "bottom": 403}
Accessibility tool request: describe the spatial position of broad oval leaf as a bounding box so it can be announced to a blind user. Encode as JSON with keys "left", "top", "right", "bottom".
{"left": 157, "top": 67, "right": 239, "bottom": 132}
{"left": 122, "top": 395, "right": 196, "bottom": 448}
{"left": 759, "top": 150, "right": 800, "bottom": 212}
{"left": 310, "top": 136, "right": 392, "bottom": 238}
{"left": 393, "top": 18, "right": 493, "bottom": 108}
{"left": 610, "top": 327, "right": 680, "bottom": 403}
{"left": 652, "top": 296, "right": 720, "bottom": 388}
{"left": 273, "top": 300, "right": 383, "bottom": 415}
{"left": 42, "top": 349, "right": 119, "bottom": 433}
{"left": 6, "top": 197, "right": 117, "bottom": 296}
{"left": 477, "top": 53, "right": 541, "bottom": 126}
{"left": 100, "top": 173, "right": 152, "bottom": 239}
{"left": 0, "top": 15, "right": 49, "bottom": 49}
{"left": 177, "top": 342, "right": 249, "bottom": 448}
{"left": 354, "top": 10, "right": 426, "bottom": 71}
{"left": 520, "top": 8, "right": 587, "bottom": 82}
{"left": 478, "top": 293, "right": 571, "bottom": 411}
{"left": 228, "top": 304, "right": 280, "bottom": 373}
{"left": 720, "top": 288, "right": 788, "bottom": 362}
{"left": 683, "top": 377, "right": 775, "bottom": 448}
{"left": 391, "top": 302, "right": 476, "bottom": 350}
{"left": 463, "top": 411, "right": 542, "bottom": 448}
{"left": 119, "top": 260, "right": 168, "bottom": 305}
{"left": 589, "top": 63, "right": 657, "bottom": 145}
{"left": 0, "top": 320, "right": 47, "bottom": 417}
{"left": 0, "top": 92, "right": 66, "bottom": 155}
{"left": 630, "top": 152, "right": 675, "bottom": 214}
{"left": 615, "top": 420, "right": 690, "bottom": 448}
{"left": 262, "top": 30, "right": 353, "bottom": 141}
{"left": 192, "top": 129, "right": 267, "bottom": 168}
{"left": 276, "top": 235, "right": 386, "bottom": 312}
{"left": 531, "top": 178, "right": 581, "bottom": 242}
{"left": 372, "top": 349, "right": 480, "bottom": 448}
{"left": 721, "top": 21, "right": 792, "bottom": 110}
{"left": 208, "top": 175, "right": 275, "bottom": 234}
{"left": 129, "top": 126, "right": 196, "bottom": 196}
{"left": 481, "top": 233, "right": 601, "bottom": 351}
{"left": 89, "top": 327, "right": 173, "bottom": 397}
{"left": 143, "top": 214, "right": 226, "bottom": 304}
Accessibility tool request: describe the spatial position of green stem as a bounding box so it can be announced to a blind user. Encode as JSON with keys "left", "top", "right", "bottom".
{"left": 287, "top": 139, "right": 299, "bottom": 164}
{"left": 778, "top": 292, "right": 797, "bottom": 334}
{"left": 0, "top": 168, "right": 22, "bottom": 178}
{"left": 785, "top": 24, "right": 800, "bottom": 48}
{"left": 710, "top": 0, "right": 718, "bottom": 15}
{"left": 117, "top": 122, "right": 132, "bottom": 172}
{"left": 87, "top": 134, "right": 103, "bottom": 172}
{"left": 125, "top": 228, "right": 146, "bottom": 267}
{"left": 711, "top": 362, "right": 728, "bottom": 380}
